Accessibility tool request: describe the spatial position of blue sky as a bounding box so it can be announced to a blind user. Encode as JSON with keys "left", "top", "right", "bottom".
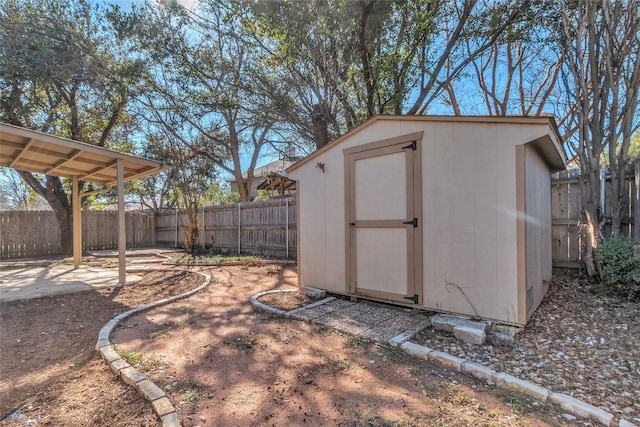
{"left": 91, "top": 0, "right": 199, "bottom": 11}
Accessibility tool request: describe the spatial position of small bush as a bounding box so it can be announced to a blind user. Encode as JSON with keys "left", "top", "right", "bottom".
{"left": 596, "top": 235, "right": 640, "bottom": 299}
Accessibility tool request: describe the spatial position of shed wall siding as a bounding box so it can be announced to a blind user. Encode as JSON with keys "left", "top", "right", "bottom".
{"left": 421, "top": 123, "right": 522, "bottom": 322}
{"left": 524, "top": 146, "right": 553, "bottom": 320}
{"left": 291, "top": 119, "right": 556, "bottom": 324}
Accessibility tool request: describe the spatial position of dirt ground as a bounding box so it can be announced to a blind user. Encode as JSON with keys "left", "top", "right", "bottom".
{"left": 1, "top": 264, "right": 571, "bottom": 426}
{"left": 0, "top": 270, "right": 201, "bottom": 426}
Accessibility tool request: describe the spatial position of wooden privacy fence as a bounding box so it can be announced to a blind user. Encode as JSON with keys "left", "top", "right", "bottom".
{"left": 5, "top": 173, "right": 638, "bottom": 267}
{"left": 1, "top": 198, "right": 296, "bottom": 260}
{"left": 155, "top": 197, "right": 297, "bottom": 259}
{"left": 552, "top": 167, "right": 639, "bottom": 269}
{"left": 0, "top": 210, "right": 61, "bottom": 259}
{"left": 0, "top": 210, "right": 155, "bottom": 259}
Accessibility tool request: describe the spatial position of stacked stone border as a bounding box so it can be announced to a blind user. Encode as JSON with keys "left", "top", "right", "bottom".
{"left": 164, "top": 259, "right": 295, "bottom": 267}
{"left": 95, "top": 269, "right": 212, "bottom": 427}
{"left": 251, "top": 289, "right": 637, "bottom": 427}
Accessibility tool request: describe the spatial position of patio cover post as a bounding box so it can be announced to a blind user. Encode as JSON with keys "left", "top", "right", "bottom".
{"left": 72, "top": 175, "right": 82, "bottom": 269}
{"left": 117, "top": 159, "right": 126, "bottom": 285}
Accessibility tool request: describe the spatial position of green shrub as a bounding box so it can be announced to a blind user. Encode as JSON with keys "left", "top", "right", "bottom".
{"left": 596, "top": 235, "right": 640, "bottom": 299}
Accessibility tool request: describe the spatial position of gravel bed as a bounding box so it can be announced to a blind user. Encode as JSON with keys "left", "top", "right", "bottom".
{"left": 414, "top": 273, "right": 640, "bottom": 423}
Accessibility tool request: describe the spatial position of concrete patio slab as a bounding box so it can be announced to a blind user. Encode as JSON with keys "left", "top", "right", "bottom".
{"left": 0, "top": 266, "right": 142, "bottom": 302}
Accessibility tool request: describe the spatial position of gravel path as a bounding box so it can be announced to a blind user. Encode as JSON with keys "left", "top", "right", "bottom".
{"left": 414, "top": 273, "right": 640, "bottom": 424}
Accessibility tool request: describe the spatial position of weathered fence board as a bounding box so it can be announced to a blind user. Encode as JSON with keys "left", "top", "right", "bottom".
{"left": 155, "top": 197, "right": 297, "bottom": 258}
{"left": 0, "top": 211, "right": 61, "bottom": 259}
{"left": 0, "top": 210, "right": 155, "bottom": 259}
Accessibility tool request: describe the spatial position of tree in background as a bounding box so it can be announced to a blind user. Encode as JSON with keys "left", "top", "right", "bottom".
{"left": 446, "top": 9, "right": 563, "bottom": 117}
{"left": 0, "top": 169, "right": 42, "bottom": 210}
{"left": 0, "top": 0, "right": 145, "bottom": 253}
{"left": 244, "top": 0, "right": 531, "bottom": 148}
{"left": 556, "top": 0, "right": 640, "bottom": 277}
{"left": 111, "top": 1, "right": 286, "bottom": 203}
{"left": 144, "top": 132, "right": 217, "bottom": 252}
{"left": 125, "top": 133, "right": 177, "bottom": 212}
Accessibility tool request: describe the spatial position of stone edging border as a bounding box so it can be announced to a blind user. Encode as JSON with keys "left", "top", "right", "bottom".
{"left": 250, "top": 289, "right": 637, "bottom": 427}
{"left": 250, "top": 289, "right": 336, "bottom": 317}
{"left": 95, "top": 269, "right": 212, "bottom": 427}
{"left": 164, "top": 259, "right": 295, "bottom": 267}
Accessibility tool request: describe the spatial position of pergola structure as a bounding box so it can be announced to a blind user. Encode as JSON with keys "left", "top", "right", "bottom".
{"left": 0, "top": 123, "right": 164, "bottom": 284}
{"left": 256, "top": 173, "right": 297, "bottom": 197}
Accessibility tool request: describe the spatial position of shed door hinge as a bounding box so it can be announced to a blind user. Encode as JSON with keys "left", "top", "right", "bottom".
{"left": 403, "top": 294, "right": 419, "bottom": 304}
{"left": 403, "top": 218, "right": 418, "bottom": 227}
{"left": 402, "top": 140, "right": 417, "bottom": 151}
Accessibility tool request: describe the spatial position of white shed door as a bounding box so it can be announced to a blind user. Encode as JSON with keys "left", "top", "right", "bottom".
{"left": 345, "top": 133, "right": 422, "bottom": 305}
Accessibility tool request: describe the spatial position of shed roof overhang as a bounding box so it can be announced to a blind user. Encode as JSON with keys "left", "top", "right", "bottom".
{"left": 0, "top": 122, "right": 165, "bottom": 285}
{"left": 287, "top": 115, "right": 567, "bottom": 174}
{"left": 0, "top": 122, "right": 164, "bottom": 185}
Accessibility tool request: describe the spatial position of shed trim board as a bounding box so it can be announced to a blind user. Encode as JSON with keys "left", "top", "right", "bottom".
{"left": 0, "top": 123, "right": 164, "bottom": 284}
{"left": 516, "top": 145, "right": 527, "bottom": 324}
{"left": 288, "top": 115, "right": 567, "bottom": 326}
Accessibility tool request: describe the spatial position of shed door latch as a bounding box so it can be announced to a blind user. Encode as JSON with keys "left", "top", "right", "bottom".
{"left": 403, "top": 218, "right": 418, "bottom": 227}
{"left": 403, "top": 294, "right": 419, "bottom": 304}
{"left": 402, "top": 140, "right": 417, "bottom": 151}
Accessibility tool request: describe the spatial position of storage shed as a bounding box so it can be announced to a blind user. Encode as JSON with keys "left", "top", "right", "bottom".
{"left": 287, "top": 115, "right": 566, "bottom": 326}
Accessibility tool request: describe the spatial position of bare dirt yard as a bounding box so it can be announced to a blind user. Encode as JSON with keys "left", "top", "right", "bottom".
{"left": 0, "top": 269, "right": 200, "bottom": 426}
{"left": 1, "top": 263, "right": 605, "bottom": 426}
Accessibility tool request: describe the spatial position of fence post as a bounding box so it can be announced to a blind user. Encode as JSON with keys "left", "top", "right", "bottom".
{"left": 150, "top": 212, "right": 157, "bottom": 247}
{"left": 285, "top": 198, "right": 289, "bottom": 259}
{"left": 201, "top": 205, "right": 205, "bottom": 250}
{"left": 237, "top": 204, "right": 241, "bottom": 255}
{"left": 174, "top": 208, "right": 178, "bottom": 248}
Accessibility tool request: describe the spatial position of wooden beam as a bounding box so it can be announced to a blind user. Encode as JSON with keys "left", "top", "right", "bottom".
{"left": 72, "top": 176, "right": 82, "bottom": 269}
{"left": 45, "top": 150, "right": 82, "bottom": 174}
{"left": 515, "top": 145, "right": 527, "bottom": 325}
{"left": 117, "top": 159, "right": 126, "bottom": 285}
{"left": 9, "top": 138, "right": 35, "bottom": 168}
{"left": 80, "top": 160, "right": 117, "bottom": 181}
{"left": 104, "top": 165, "right": 159, "bottom": 186}
{"left": 1, "top": 122, "right": 163, "bottom": 169}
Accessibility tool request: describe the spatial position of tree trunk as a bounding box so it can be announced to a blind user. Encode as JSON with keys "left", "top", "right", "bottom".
{"left": 311, "top": 103, "right": 330, "bottom": 150}
{"left": 358, "top": 0, "right": 376, "bottom": 118}
{"left": 580, "top": 166, "right": 603, "bottom": 278}
{"left": 609, "top": 160, "right": 629, "bottom": 236}
{"left": 58, "top": 207, "right": 73, "bottom": 255}
{"left": 582, "top": 209, "right": 601, "bottom": 278}
{"left": 19, "top": 172, "right": 74, "bottom": 255}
